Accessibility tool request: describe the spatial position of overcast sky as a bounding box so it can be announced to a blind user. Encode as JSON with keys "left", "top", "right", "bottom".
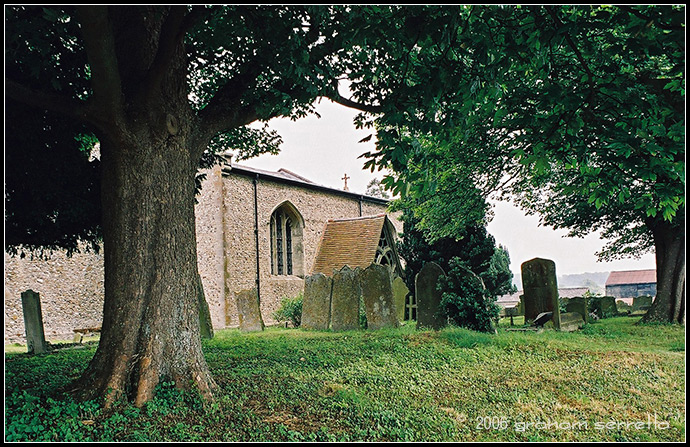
{"left": 241, "top": 98, "right": 657, "bottom": 280}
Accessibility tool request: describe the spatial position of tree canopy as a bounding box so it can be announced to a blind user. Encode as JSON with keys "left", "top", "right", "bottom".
{"left": 362, "top": 5, "right": 685, "bottom": 323}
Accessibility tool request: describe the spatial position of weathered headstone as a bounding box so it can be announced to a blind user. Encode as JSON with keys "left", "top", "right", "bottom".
{"left": 235, "top": 288, "right": 264, "bottom": 332}
{"left": 21, "top": 290, "right": 47, "bottom": 354}
{"left": 616, "top": 300, "right": 632, "bottom": 315}
{"left": 361, "top": 264, "right": 399, "bottom": 330}
{"left": 301, "top": 273, "right": 333, "bottom": 330}
{"left": 392, "top": 276, "right": 409, "bottom": 323}
{"left": 590, "top": 296, "right": 617, "bottom": 319}
{"left": 415, "top": 261, "right": 446, "bottom": 330}
{"left": 330, "top": 266, "right": 361, "bottom": 331}
{"left": 521, "top": 258, "right": 560, "bottom": 329}
{"left": 559, "top": 312, "right": 585, "bottom": 332}
{"left": 631, "top": 296, "right": 653, "bottom": 315}
{"left": 565, "top": 296, "right": 590, "bottom": 323}
{"left": 517, "top": 294, "right": 525, "bottom": 316}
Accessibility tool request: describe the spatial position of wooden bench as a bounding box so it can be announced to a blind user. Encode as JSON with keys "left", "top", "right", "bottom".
{"left": 73, "top": 326, "right": 101, "bottom": 343}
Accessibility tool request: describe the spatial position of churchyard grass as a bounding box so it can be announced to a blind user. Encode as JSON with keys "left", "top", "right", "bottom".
{"left": 5, "top": 317, "right": 685, "bottom": 442}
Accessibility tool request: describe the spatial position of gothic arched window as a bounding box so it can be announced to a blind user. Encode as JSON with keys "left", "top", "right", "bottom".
{"left": 270, "top": 203, "right": 304, "bottom": 277}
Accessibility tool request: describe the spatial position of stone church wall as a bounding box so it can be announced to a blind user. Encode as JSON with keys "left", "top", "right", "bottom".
{"left": 4, "top": 164, "right": 398, "bottom": 344}
{"left": 219, "top": 168, "right": 397, "bottom": 326}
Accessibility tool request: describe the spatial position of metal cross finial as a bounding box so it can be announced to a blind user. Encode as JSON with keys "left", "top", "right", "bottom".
{"left": 342, "top": 173, "right": 350, "bottom": 191}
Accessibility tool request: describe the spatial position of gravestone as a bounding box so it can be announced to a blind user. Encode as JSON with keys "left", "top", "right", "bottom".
{"left": 301, "top": 273, "right": 333, "bottom": 330}
{"left": 415, "top": 261, "right": 446, "bottom": 330}
{"left": 235, "top": 288, "right": 264, "bottom": 332}
{"left": 21, "top": 290, "right": 48, "bottom": 354}
{"left": 392, "top": 276, "right": 409, "bottom": 323}
{"left": 616, "top": 300, "right": 632, "bottom": 315}
{"left": 590, "top": 296, "right": 617, "bottom": 319}
{"left": 631, "top": 296, "right": 653, "bottom": 315}
{"left": 565, "top": 296, "right": 589, "bottom": 323}
{"left": 517, "top": 294, "right": 525, "bottom": 316}
{"left": 361, "top": 264, "right": 399, "bottom": 330}
{"left": 559, "top": 312, "right": 585, "bottom": 332}
{"left": 330, "top": 266, "right": 361, "bottom": 331}
{"left": 521, "top": 258, "right": 560, "bottom": 329}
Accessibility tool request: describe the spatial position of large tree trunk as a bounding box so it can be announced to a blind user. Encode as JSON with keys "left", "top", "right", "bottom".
{"left": 69, "top": 130, "right": 216, "bottom": 407}
{"left": 67, "top": 6, "right": 217, "bottom": 407}
{"left": 642, "top": 213, "right": 685, "bottom": 324}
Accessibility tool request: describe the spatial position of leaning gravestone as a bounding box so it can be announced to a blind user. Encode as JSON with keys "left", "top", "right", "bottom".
{"left": 361, "top": 264, "right": 399, "bottom": 330}
{"left": 392, "top": 276, "right": 409, "bottom": 323}
{"left": 631, "top": 296, "right": 653, "bottom": 316}
{"left": 565, "top": 296, "right": 589, "bottom": 323}
{"left": 416, "top": 262, "right": 446, "bottom": 330}
{"left": 21, "top": 290, "right": 48, "bottom": 354}
{"left": 302, "top": 273, "right": 333, "bottom": 330}
{"left": 235, "top": 288, "right": 264, "bottom": 332}
{"left": 330, "top": 266, "right": 361, "bottom": 331}
{"left": 521, "top": 258, "right": 561, "bottom": 329}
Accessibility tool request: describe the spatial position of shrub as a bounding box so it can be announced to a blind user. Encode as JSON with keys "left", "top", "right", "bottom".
{"left": 439, "top": 258, "right": 499, "bottom": 333}
{"left": 272, "top": 294, "right": 303, "bottom": 328}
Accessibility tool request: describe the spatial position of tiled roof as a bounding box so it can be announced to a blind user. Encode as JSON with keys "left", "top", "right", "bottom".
{"left": 311, "top": 214, "right": 389, "bottom": 276}
{"left": 605, "top": 269, "right": 657, "bottom": 286}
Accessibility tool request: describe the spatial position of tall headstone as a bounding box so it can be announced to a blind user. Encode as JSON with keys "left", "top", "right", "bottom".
{"left": 392, "top": 276, "right": 409, "bottom": 323}
{"left": 415, "top": 262, "right": 446, "bottom": 330}
{"left": 521, "top": 258, "right": 561, "bottom": 329}
{"left": 330, "top": 266, "right": 361, "bottom": 331}
{"left": 361, "top": 264, "right": 399, "bottom": 330}
{"left": 21, "top": 290, "right": 47, "bottom": 354}
{"left": 301, "top": 273, "right": 333, "bottom": 330}
{"left": 235, "top": 288, "right": 264, "bottom": 332}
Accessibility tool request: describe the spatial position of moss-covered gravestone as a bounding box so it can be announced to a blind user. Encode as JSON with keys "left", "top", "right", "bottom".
{"left": 565, "top": 296, "right": 589, "bottom": 323}
{"left": 559, "top": 312, "right": 585, "bottom": 332}
{"left": 415, "top": 261, "right": 446, "bottom": 330}
{"left": 302, "top": 273, "right": 333, "bottom": 330}
{"left": 631, "top": 296, "right": 653, "bottom": 315}
{"left": 330, "top": 266, "right": 361, "bottom": 331}
{"left": 235, "top": 288, "right": 264, "bottom": 332}
{"left": 521, "top": 258, "right": 560, "bottom": 329}
{"left": 392, "top": 276, "right": 409, "bottom": 324}
{"left": 590, "top": 296, "right": 618, "bottom": 319}
{"left": 361, "top": 264, "right": 399, "bottom": 330}
{"left": 21, "top": 289, "right": 47, "bottom": 354}
{"left": 616, "top": 300, "right": 632, "bottom": 315}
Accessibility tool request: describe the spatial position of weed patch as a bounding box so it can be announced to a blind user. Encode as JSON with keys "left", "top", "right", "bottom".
{"left": 5, "top": 318, "right": 685, "bottom": 442}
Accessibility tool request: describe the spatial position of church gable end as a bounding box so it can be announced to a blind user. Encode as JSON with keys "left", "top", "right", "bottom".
{"left": 311, "top": 214, "right": 403, "bottom": 278}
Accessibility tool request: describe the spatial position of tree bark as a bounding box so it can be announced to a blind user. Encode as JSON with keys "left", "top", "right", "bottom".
{"left": 642, "top": 212, "right": 685, "bottom": 324}
{"left": 66, "top": 6, "right": 217, "bottom": 407}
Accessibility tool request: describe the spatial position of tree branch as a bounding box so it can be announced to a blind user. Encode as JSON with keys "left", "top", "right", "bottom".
{"left": 5, "top": 78, "right": 98, "bottom": 127}
{"left": 75, "top": 6, "right": 123, "bottom": 122}
{"left": 545, "top": 6, "right": 595, "bottom": 83}
{"left": 325, "top": 82, "right": 384, "bottom": 115}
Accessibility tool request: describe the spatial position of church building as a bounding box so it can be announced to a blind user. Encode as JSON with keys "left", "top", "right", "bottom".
{"left": 4, "top": 156, "right": 402, "bottom": 343}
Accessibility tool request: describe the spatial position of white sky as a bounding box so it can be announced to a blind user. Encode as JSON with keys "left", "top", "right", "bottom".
{"left": 242, "top": 98, "right": 657, "bottom": 279}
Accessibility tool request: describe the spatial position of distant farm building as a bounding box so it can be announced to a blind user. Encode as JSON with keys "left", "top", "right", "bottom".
{"left": 605, "top": 269, "right": 657, "bottom": 299}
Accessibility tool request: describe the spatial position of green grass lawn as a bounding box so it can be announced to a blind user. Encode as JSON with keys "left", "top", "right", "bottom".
{"left": 4, "top": 317, "right": 685, "bottom": 442}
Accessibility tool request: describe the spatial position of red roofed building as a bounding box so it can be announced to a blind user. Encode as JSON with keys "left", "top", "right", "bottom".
{"left": 311, "top": 214, "right": 403, "bottom": 278}
{"left": 605, "top": 269, "right": 657, "bottom": 299}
